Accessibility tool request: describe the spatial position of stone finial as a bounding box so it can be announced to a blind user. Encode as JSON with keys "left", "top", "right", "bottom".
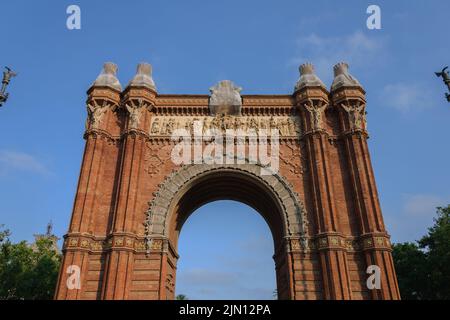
{"left": 294, "top": 63, "right": 326, "bottom": 92}
{"left": 91, "top": 62, "right": 122, "bottom": 91}
{"left": 209, "top": 80, "right": 242, "bottom": 116}
{"left": 128, "top": 63, "right": 156, "bottom": 91}
{"left": 331, "top": 62, "right": 362, "bottom": 91}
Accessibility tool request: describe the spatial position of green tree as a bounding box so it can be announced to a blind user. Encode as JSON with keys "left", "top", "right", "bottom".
{"left": 392, "top": 205, "right": 450, "bottom": 300}
{"left": 391, "top": 242, "right": 428, "bottom": 299}
{"left": 176, "top": 294, "right": 188, "bottom": 300}
{"left": 0, "top": 226, "right": 61, "bottom": 300}
{"left": 418, "top": 205, "right": 450, "bottom": 299}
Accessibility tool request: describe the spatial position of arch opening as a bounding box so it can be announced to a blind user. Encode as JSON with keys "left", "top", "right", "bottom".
{"left": 169, "top": 169, "right": 287, "bottom": 252}
{"left": 146, "top": 164, "right": 309, "bottom": 300}
{"left": 176, "top": 200, "right": 277, "bottom": 300}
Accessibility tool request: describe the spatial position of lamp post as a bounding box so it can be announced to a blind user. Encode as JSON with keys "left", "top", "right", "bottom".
{"left": 435, "top": 66, "right": 450, "bottom": 102}
{"left": 0, "top": 67, "right": 17, "bottom": 107}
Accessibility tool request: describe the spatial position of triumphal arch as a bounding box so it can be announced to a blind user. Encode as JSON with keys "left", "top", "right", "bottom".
{"left": 55, "top": 61, "right": 400, "bottom": 300}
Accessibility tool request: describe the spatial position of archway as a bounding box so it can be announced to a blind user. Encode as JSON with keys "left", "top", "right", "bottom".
{"left": 56, "top": 67, "right": 401, "bottom": 300}
{"left": 176, "top": 200, "right": 276, "bottom": 300}
{"left": 145, "top": 163, "right": 309, "bottom": 300}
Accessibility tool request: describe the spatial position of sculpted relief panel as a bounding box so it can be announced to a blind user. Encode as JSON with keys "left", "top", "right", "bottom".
{"left": 148, "top": 115, "right": 302, "bottom": 137}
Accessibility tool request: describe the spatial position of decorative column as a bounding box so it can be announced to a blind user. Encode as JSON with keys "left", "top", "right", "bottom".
{"left": 330, "top": 62, "right": 400, "bottom": 300}
{"left": 101, "top": 63, "right": 157, "bottom": 299}
{"left": 55, "top": 63, "right": 122, "bottom": 299}
{"left": 294, "top": 63, "right": 353, "bottom": 300}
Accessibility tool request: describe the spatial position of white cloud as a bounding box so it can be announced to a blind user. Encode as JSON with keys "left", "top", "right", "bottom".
{"left": 0, "top": 150, "right": 50, "bottom": 175}
{"left": 402, "top": 194, "right": 444, "bottom": 216}
{"left": 381, "top": 83, "right": 434, "bottom": 113}
{"left": 385, "top": 194, "right": 449, "bottom": 243}
{"left": 290, "top": 31, "right": 386, "bottom": 84}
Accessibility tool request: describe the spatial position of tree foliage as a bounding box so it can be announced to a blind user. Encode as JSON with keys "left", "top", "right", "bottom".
{"left": 392, "top": 205, "right": 450, "bottom": 300}
{"left": 0, "top": 225, "right": 61, "bottom": 300}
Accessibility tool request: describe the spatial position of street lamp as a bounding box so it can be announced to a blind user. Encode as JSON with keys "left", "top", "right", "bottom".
{"left": 0, "top": 67, "right": 17, "bottom": 107}
{"left": 435, "top": 66, "right": 450, "bottom": 102}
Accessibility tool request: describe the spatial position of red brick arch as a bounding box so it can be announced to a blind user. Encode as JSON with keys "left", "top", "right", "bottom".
{"left": 55, "top": 63, "right": 400, "bottom": 300}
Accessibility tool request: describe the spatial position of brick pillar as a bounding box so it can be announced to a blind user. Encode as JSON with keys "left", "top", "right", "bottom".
{"left": 331, "top": 72, "right": 401, "bottom": 300}
{"left": 101, "top": 67, "right": 158, "bottom": 299}
{"left": 55, "top": 63, "right": 122, "bottom": 299}
{"left": 294, "top": 83, "right": 353, "bottom": 300}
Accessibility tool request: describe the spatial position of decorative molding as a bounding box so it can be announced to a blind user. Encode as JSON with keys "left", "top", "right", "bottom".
{"left": 143, "top": 142, "right": 174, "bottom": 177}
{"left": 144, "top": 163, "right": 309, "bottom": 253}
{"left": 280, "top": 142, "right": 306, "bottom": 174}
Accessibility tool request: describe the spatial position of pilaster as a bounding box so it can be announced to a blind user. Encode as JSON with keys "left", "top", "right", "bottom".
{"left": 294, "top": 63, "right": 352, "bottom": 299}
{"left": 331, "top": 62, "right": 400, "bottom": 300}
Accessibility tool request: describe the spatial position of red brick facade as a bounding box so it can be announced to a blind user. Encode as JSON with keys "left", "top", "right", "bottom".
{"left": 54, "top": 62, "right": 400, "bottom": 300}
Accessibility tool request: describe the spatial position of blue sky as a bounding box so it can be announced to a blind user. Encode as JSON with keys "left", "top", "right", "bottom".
{"left": 0, "top": 0, "right": 449, "bottom": 299}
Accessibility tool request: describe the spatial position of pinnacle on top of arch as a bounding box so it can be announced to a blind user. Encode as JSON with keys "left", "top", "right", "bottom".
{"left": 91, "top": 62, "right": 122, "bottom": 91}
{"left": 294, "top": 62, "right": 326, "bottom": 92}
{"left": 330, "top": 62, "right": 362, "bottom": 92}
{"left": 128, "top": 62, "right": 157, "bottom": 91}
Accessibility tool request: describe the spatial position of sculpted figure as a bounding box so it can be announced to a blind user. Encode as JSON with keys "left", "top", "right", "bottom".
{"left": 211, "top": 115, "right": 222, "bottom": 132}
{"left": 269, "top": 116, "right": 277, "bottom": 130}
{"left": 341, "top": 102, "right": 366, "bottom": 130}
{"left": 126, "top": 103, "right": 142, "bottom": 129}
{"left": 87, "top": 101, "right": 109, "bottom": 129}
{"left": 259, "top": 118, "right": 267, "bottom": 131}
{"left": 167, "top": 118, "right": 175, "bottom": 135}
{"left": 279, "top": 118, "right": 289, "bottom": 136}
{"left": 304, "top": 100, "right": 327, "bottom": 130}
{"left": 184, "top": 119, "right": 193, "bottom": 133}
{"left": 287, "top": 118, "right": 296, "bottom": 135}
{"left": 202, "top": 117, "right": 211, "bottom": 135}
{"left": 223, "top": 115, "right": 234, "bottom": 131}
{"left": 249, "top": 117, "right": 258, "bottom": 130}
{"left": 160, "top": 119, "right": 167, "bottom": 135}
{"left": 235, "top": 117, "right": 243, "bottom": 130}
{"left": 151, "top": 118, "right": 161, "bottom": 134}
